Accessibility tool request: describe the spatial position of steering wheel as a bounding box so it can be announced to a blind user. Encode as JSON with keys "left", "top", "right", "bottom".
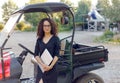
{"left": 18, "top": 43, "right": 35, "bottom": 55}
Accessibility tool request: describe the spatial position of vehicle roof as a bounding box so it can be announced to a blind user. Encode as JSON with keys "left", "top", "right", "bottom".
{"left": 13, "top": 2, "right": 70, "bottom": 14}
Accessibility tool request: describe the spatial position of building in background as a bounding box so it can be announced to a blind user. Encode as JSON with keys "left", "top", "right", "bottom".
{"left": 87, "top": 9, "right": 105, "bottom": 31}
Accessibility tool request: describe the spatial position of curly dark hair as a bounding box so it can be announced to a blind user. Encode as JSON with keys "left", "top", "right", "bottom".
{"left": 37, "top": 18, "right": 58, "bottom": 39}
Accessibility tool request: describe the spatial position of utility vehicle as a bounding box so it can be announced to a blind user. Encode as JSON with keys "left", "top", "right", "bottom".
{"left": 0, "top": 2, "right": 108, "bottom": 83}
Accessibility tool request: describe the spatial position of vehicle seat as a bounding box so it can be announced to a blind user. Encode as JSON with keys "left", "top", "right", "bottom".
{"left": 60, "top": 39, "right": 71, "bottom": 55}
{"left": 60, "top": 39, "right": 66, "bottom": 55}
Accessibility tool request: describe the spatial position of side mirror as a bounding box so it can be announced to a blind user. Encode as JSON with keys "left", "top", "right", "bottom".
{"left": 61, "top": 16, "right": 69, "bottom": 25}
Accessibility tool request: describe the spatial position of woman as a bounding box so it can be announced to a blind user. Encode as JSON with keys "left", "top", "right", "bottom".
{"left": 34, "top": 18, "right": 60, "bottom": 83}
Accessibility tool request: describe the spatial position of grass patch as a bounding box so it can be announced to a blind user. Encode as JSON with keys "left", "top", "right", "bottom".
{"left": 94, "top": 30, "right": 114, "bottom": 43}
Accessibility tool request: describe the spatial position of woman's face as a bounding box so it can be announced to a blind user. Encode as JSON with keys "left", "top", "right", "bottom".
{"left": 43, "top": 20, "right": 51, "bottom": 34}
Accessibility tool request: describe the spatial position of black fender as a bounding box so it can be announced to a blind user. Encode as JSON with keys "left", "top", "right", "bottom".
{"left": 73, "top": 62, "right": 104, "bottom": 81}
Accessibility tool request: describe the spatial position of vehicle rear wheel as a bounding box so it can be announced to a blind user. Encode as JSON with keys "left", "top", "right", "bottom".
{"left": 76, "top": 73, "right": 104, "bottom": 83}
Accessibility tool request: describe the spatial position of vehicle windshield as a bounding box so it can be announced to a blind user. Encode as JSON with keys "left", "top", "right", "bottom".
{"left": 0, "top": 13, "right": 22, "bottom": 47}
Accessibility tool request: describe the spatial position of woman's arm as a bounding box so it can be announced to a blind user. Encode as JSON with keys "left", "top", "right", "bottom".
{"left": 35, "top": 56, "right": 50, "bottom": 72}
{"left": 35, "top": 56, "right": 44, "bottom": 66}
{"left": 34, "top": 39, "right": 47, "bottom": 70}
{"left": 49, "top": 56, "right": 58, "bottom": 68}
{"left": 48, "top": 36, "right": 60, "bottom": 69}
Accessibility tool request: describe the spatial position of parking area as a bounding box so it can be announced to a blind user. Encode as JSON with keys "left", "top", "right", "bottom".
{"left": 5, "top": 31, "right": 120, "bottom": 83}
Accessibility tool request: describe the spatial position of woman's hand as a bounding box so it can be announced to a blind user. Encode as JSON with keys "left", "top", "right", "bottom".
{"left": 43, "top": 56, "right": 58, "bottom": 72}
{"left": 42, "top": 64, "right": 53, "bottom": 72}
{"left": 41, "top": 56, "right": 58, "bottom": 72}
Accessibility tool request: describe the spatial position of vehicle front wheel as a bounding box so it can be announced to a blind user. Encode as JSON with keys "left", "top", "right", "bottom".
{"left": 76, "top": 73, "right": 104, "bottom": 83}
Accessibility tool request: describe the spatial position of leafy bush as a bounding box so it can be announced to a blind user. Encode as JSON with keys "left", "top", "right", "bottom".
{"left": 16, "top": 21, "right": 33, "bottom": 31}
{"left": 103, "top": 30, "right": 114, "bottom": 38}
{"left": 59, "top": 24, "right": 72, "bottom": 32}
{"left": 112, "top": 34, "right": 120, "bottom": 44}
{"left": 95, "top": 30, "right": 114, "bottom": 43}
{"left": 16, "top": 21, "right": 25, "bottom": 31}
{"left": 75, "top": 22, "right": 84, "bottom": 26}
{"left": 23, "top": 24, "right": 33, "bottom": 31}
{"left": 0, "top": 23, "right": 4, "bottom": 31}
{"left": 95, "top": 30, "right": 120, "bottom": 44}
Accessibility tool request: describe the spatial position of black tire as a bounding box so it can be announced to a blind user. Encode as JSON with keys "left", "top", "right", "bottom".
{"left": 76, "top": 73, "right": 104, "bottom": 83}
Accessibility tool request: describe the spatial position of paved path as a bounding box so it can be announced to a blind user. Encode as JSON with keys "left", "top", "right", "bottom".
{"left": 5, "top": 31, "right": 120, "bottom": 83}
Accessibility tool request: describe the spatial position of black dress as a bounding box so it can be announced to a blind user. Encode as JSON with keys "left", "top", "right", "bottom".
{"left": 34, "top": 36, "right": 60, "bottom": 83}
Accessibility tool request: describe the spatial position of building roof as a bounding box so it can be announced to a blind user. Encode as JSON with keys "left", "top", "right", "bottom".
{"left": 88, "top": 9, "right": 105, "bottom": 22}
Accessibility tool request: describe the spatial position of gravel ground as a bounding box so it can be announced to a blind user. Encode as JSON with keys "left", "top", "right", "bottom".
{"left": 4, "top": 31, "right": 120, "bottom": 83}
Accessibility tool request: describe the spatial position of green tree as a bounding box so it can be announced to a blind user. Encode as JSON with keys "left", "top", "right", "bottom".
{"left": 75, "top": 0, "right": 91, "bottom": 23}
{"left": 110, "top": 0, "right": 120, "bottom": 22}
{"left": 24, "top": 0, "right": 47, "bottom": 28}
{"left": 2, "top": 0, "right": 18, "bottom": 23}
{"left": 97, "top": 0, "right": 120, "bottom": 22}
{"left": 60, "top": 0, "right": 73, "bottom": 7}
{"left": 29, "top": 0, "right": 46, "bottom": 4}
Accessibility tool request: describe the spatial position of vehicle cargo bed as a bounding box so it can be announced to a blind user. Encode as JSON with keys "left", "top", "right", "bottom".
{"left": 72, "top": 44, "right": 108, "bottom": 68}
